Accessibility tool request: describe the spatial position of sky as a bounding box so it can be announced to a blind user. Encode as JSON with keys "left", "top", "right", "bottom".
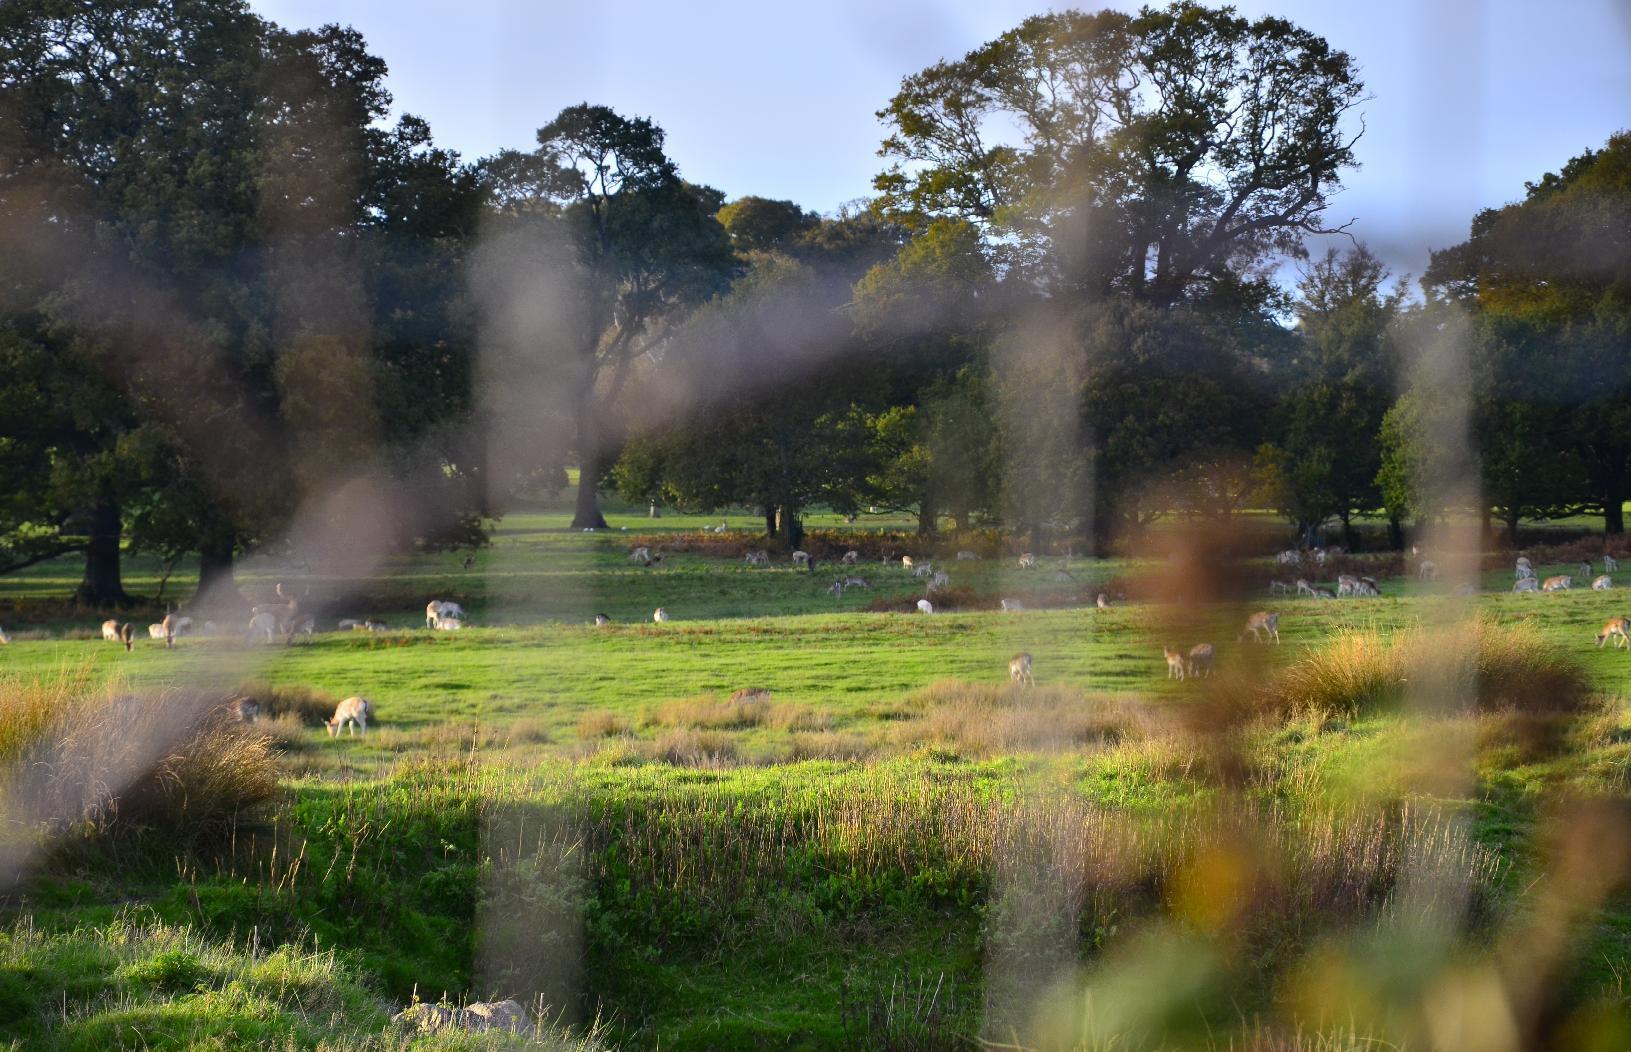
{"left": 251, "top": 0, "right": 1631, "bottom": 287}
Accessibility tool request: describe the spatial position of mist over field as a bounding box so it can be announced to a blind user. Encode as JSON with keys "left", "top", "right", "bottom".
{"left": 1, "top": 2, "right": 1630, "bottom": 1048}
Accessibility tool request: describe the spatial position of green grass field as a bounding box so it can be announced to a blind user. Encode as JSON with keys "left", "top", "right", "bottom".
{"left": 4, "top": 494, "right": 1631, "bottom": 1049}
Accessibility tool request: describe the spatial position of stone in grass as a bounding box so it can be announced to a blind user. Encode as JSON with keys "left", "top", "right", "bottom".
{"left": 394, "top": 998, "right": 526, "bottom": 1034}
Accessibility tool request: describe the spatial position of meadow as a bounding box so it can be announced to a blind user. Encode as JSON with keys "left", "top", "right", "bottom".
{"left": 3, "top": 496, "right": 1631, "bottom": 1049}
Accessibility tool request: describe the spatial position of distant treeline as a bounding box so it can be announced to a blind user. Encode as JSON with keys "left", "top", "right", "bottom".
{"left": 0, "top": 1, "right": 1626, "bottom": 605}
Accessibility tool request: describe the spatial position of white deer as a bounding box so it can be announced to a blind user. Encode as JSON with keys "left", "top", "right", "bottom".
{"left": 916, "top": 599, "right": 934, "bottom": 614}
{"left": 1594, "top": 575, "right": 1613, "bottom": 591}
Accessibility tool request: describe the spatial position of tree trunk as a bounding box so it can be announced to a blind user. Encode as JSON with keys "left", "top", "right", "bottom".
{"left": 1339, "top": 510, "right": 1357, "bottom": 552}
{"left": 569, "top": 410, "right": 609, "bottom": 530}
{"left": 1506, "top": 510, "right": 1521, "bottom": 548}
{"left": 1386, "top": 514, "right": 1404, "bottom": 551}
{"left": 1606, "top": 478, "right": 1626, "bottom": 536}
{"left": 781, "top": 506, "right": 805, "bottom": 551}
{"left": 197, "top": 538, "right": 243, "bottom": 611}
{"left": 916, "top": 495, "right": 937, "bottom": 536}
{"left": 763, "top": 503, "right": 777, "bottom": 539}
{"left": 76, "top": 496, "right": 129, "bottom": 607}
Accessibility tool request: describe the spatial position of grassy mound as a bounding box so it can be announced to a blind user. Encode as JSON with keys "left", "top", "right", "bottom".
{"left": 0, "top": 914, "right": 608, "bottom": 1050}
{"left": 0, "top": 671, "right": 279, "bottom": 845}
{"left": 1256, "top": 619, "right": 1594, "bottom": 722}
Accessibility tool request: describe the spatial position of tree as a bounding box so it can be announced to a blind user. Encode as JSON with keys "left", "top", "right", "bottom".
{"left": 480, "top": 105, "right": 737, "bottom": 529}
{"left": 716, "top": 196, "right": 818, "bottom": 253}
{"left": 1267, "top": 246, "right": 1402, "bottom": 546}
{"left": 1426, "top": 131, "right": 1631, "bottom": 533}
{"left": 875, "top": 3, "right": 1365, "bottom": 304}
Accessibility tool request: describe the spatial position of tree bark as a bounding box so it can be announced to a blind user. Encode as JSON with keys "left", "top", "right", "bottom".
{"left": 197, "top": 536, "right": 242, "bottom": 611}
{"left": 916, "top": 493, "right": 937, "bottom": 536}
{"left": 1506, "top": 510, "right": 1521, "bottom": 548}
{"left": 570, "top": 412, "right": 609, "bottom": 530}
{"left": 763, "top": 503, "right": 777, "bottom": 539}
{"left": 778, "top": 506, "right": 805, "bottom": 551}
{"left": 1386, "top": 514, "right": 1404, "bottom": 551}
{"left": 1606, "top": 478, "right": 1625, "bottom": 536}
{"left": 76, "top": 496, "right": 129, "bottom": 607}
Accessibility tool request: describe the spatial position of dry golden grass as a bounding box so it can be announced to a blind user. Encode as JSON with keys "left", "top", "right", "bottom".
{"left": 785, "top": 731, "right": 874, "bottom": 762}
{"left": 642, "top": 691, "right": 832, "bottom": 733}
{"left": 891, "top": 679, "right": 1159, "bottom": 757}
{"left": 0, "top": 669, "right": 279, "bottom": 843}
{"left": 648, "top": 729, "right": 740, "bottom": 767}
{"left": 576, "top": 710, "right": 630, "bottom": 739}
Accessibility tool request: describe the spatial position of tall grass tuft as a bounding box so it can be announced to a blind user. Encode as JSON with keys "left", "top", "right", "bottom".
{"left": 0, "top": 670, "right": 279, "bottom": 845}
{"left": 893, "top": 680, "right": 1157, "bottom": 757}
{"left": 1255, "top": 619, "right": 1594, "bottom": 722}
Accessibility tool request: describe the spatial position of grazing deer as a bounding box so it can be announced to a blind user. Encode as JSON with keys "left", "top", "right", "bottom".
{"left": 1594, "top": 575, "right": 1613, "bottom": 591}
{"left": 1096, "top": 594, "right": 1111, "bottom": 610}
{"left": 827, "top": 579, "right": 845, "bottom": 598}
{"left": 1541, "top": 575, "right": 1572, "bottom": 592}
{"left": 653, "top": 607, "right": 670, "bottom": 623}
{"left": 745, "top": 550, "right": 770, "bottom": 567}
{"left": 1337, "top": 574, "right": 1359, "bottom": 597}
{"left": 1606, "top": 554, "right": 1619, "bottom": 573}
{"left": 841, "top": 550, "right": 860, "bottom": 565}
{"left": 160, "top": 611, "right": 182, "bottom": 649}
{"left": 101, "top": 619, "right": 121, "bottom": 642}
{"left": 1000, "top": 598, "right": 1024, "bottom": 612}
{"left": 1240, "top": 611, "right": 1280, "bottom": 644}
{"left": 916, "top": 599, "right": 934, "bottom": 614}
{"left": 843, "top": 576, "right": 870, "bottom": 589}
{"left": 326, "top": 696, "right": 372, "bottom": 737}
{"left": 1163, "top": 646, "right": 1187, "bottom": 680}
{"left": 629, "top": 546, "right": 651, "bottom": 564}
{"left": 913, "top": 563, "right": 934, "bottom": 578}
{"left": 1017, "top": 553, "right": 1036, "bottom": 569}
{"left": 362, "top": 618, "right": 388, "bottom": 632}
{"left": 1597, "top": 617, "right": 1631, "bottom": 649}
{"left": 593, "top": 613, "right": 611, "bottom": 626}
{"left": 1296, "top": 579, "right": 1317, "bottom": 597}
{"left": 931, "top": 570, "right": 951, "bottom": 590}
{"left": 1187, "top": 643, "right": 1215, "bottom": 678}
{"left": 1579, "top": 560, "right": 1594, "bottom": 579}
{"left": 432, "top": 616, "right": 462, "bottom": 631}
{"left": 1356, "top": 577, "right": 1381, "bottom": 597}
{"left": 1276, "top": 550, "right": 1301, "bottom": 566}
{"left": 245, "top": 612, "right": 278, "bottom": 644}
{"left": 1009, "top": 652, "right": 1034, "bottom": 687}
{"left": 1269, "top": 580, "right": 1292, "bottom": 595}
{"left": 119, "top": 623, "right": 136, "bottom": 651}
{"left": 791, "top": 550, "right": 811, "bottom": 569}
{"left": 234, "top": 698, "right": 261, "bottom": 723}
{"left": 1513, "top": 577, "right": 1540, "bottom": 593}
{"left": 901, "top": 556, "right": 915, "bottom": 569}
{"left": 1418, "top": 560, "right": 1439, "bottom": 581}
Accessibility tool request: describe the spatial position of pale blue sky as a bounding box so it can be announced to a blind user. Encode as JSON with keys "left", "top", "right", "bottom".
{"left": 253, "top": 0, "right": 1631, "bottom": 283}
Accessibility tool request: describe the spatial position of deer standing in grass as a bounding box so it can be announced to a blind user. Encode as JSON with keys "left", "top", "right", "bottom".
{"left": 1009, "top": 652, "right": 1034, "bottom": 686}
{"left": 1187, "top": 644, "right": 1215, "bottom": 678}
{"left": 1597, "top": 618, "right": 1631, "bottom": 649}
{"left": 1240, "top": 611, "right": 1280, "bottom": 644}
{"left": 1163, "top": 646, "right": 1187, "bottom": 680}
{"left": 326, "top": 696, "right": 372, "bottom": 737}
{"left": 1541, "top": 575, "right": 1572, "bottom": 592}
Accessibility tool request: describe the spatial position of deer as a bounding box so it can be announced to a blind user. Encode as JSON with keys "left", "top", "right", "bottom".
{"left": 325, "top": 696, "right": 372, "bottom": 737}
{"left": 841, "top": 550, "right": 860, "bottom": 565}
{"left": 1000, "top": 598, "right": 1024, "bottom": 612}
{"left": 1606, "top": 554, "right": 1620, "bottom": 573}
{"left": 1009, "top": 652, "right": 1034, "bottom": 687}
{"left": 593, "top": 613, "right": 612, "bottom": 626}
{"left": 827, "top": 579, "right": 846, "bottom": 598}
{"left": 1579, "top": 560, "right": 1594, "bottom": 580}
{"left": 916, "top": 599, "right": 934, "bottom": 614}
{"left": 1541, "top": 575, "right": 1572, "bottom": 592}
{"left": 119, "top": 622, "right": 136, "bottom": 651}
{"left": 1096, "top": 593, "right": 1111, "bottom": 610}
{"left": 653, "top": 607, "right": 670, "bottom": 623}
{"left": 1187, "top": 643, "right": 1215, "bottom": 678}
{"left": 1594, "top": 575, "right": 1613, "bottom": 591}
{"left": 1269, "top": 580, "right": 1292, "bottom": 595}
{"left": 1296, "top": 579, "right": 1317, "bottom": 597}
{"left": 791, "top": 550, "right": 811, "bottom": 569}
{"left": 1513, "top": 577, "right": 1540, "bottom": 594}
{"left": 629, "top": 546, "right": 651, "bottom": 565}
{"left": 1418, "top": 560, "right": 1439, "bottom": 581}
{"left": 1017, "top": 553, "right": 1036, "bottom": 569}
{"left": 1597, "top": 617, "right": 1631, "bottom": 649}
{"left": 1163, "top": 646, "right": 1187, "bottom": 680}
{"left": 1239, "top": 611, "right": 1280, "bottom": 644}
{"left": 101, "top": 619, "right": 122, "bottom": 642}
